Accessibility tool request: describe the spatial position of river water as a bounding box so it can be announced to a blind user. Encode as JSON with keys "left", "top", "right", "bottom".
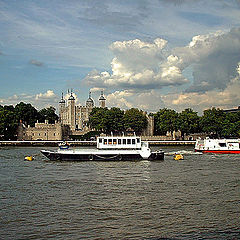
{"left": 0, "top": 145, "right": 239, "bottom": 240}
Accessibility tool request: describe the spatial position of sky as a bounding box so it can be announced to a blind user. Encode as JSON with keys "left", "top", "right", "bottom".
{"left": 0, "top": 0, "right": 240, "bottom": 114}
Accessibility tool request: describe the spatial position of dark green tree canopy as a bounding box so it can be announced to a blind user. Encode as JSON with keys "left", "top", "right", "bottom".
{"left": 89, "top": 107, "right": 147, "bottom": 134}
{"left": 154, "top": 108, "right": 179, "bottom": 135}
{"left": 38, "top": 107, "right": 58, "bottom": 124}
{"left": 15, "top": 102, "right": 39, "bottom": 127}
{"left": 0, "top": 102, "right": 58, "bottom": 140}
{"left": 179, "top": 108, "right": 200, "bottom": 136}
{"left": 123, "top": 108, "right": 147, "bottom": 134}
{"left": 200, "top": 108, "right": 225, "bottom": 136}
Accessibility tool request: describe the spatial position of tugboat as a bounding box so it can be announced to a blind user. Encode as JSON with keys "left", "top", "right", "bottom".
{"left": 195, "top": 137, "right": 240, "bottom": 154}
{"left": 41, "top": 135, "right": 164, "bottom": 161}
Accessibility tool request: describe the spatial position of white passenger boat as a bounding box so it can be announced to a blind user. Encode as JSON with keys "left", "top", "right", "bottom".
{"left": 195, "top": 137, "right": 240, "bottom": 154}
{"left": 41, "top": 135, "right": 164, "bottom": 161}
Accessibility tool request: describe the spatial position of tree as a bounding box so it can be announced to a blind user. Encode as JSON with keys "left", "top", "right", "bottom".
{"left": 88, "top": 107, "right": 108, "bottom": 131}
{"left": 15, "top": 102, "right": 39, "bottom": 127}
{"left": 154, "top": 108, "right": 179, "bottom": 135}
{"left": 179, "top": 108, "right": 200, "bottom": 138}
{"left": 200, "top": 108, "right": 225, "bottom": 137}
{"left": 105, "top": 107, "right": 124, "bottom": 133}
{"left": 0, "top": 107, "right": 18, "bottom": 140}
{"left": 38, "top": 106, "right": 58, "bottom": 124}
{"left": 123, "top": 108, "right": 147, "bottom": 134}
{"left": 89, "top": 107, "right": 125, "bottom": 133}
{"left": 221, "top": 112, "right": 240, "bottom": 137}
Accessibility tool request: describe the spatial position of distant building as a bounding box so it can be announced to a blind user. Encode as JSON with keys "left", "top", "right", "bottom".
{"left": 59, "top": 90, "right": 106, "bottom": 132}
{"left": 17, "top": 89, "right": 158, "bottom": 140}
{"left": 141, "top": 113, "right": 154, "bottom": 136}
{"left": 17, "top": 120, "right": 69, "bottom": 141}
{"left": 223, "top": 106, "right": 240, "bottom": 113}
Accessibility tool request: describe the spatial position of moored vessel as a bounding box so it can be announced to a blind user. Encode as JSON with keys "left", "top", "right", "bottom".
{"left": 195, "top": 137, "right": 240, "bottom": 154}
{"left": 41, "top": 135, "right": 164, "bottom": 161}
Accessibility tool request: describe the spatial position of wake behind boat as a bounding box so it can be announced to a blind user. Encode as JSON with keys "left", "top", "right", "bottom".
{"left": 41, "top": 135, "right": 164, "bottom": 161}
{"left": 195, "top": 137, "right": 240, "bottom": 154}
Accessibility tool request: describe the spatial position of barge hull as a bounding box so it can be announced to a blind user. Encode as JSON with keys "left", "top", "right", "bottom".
{"left": 41, "top": 150, "right": 164, "bottom": 161}
{"left": 195, "top": 150, "right": 240, "bottom": 154}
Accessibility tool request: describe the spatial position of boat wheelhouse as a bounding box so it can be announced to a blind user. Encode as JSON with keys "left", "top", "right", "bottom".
{"left": 97, "top": 136, "right": 142, "bottom": 149}
{"left": 195, "top": 137, "right": 240, "bottom": 154}
{"left": 41, "top": 135, "right": 164, "bottom": 161}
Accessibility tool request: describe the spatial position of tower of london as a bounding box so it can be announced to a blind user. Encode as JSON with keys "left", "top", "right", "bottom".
{"left": 59, "top": 90, "right": 106, "bottom": 132}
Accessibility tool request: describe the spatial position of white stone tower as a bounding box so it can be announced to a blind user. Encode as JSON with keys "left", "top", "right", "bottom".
{"left": 86, "top": 91, "right": 94, "bottom": 108}
{"left": 59, "top": 92, "right": 66, "bottom": 122}
{"left": 68, "top": 90, "right": 76, "bottom": 130}
{"left": 99, "top": 91, "right": 106, "bottom": 108}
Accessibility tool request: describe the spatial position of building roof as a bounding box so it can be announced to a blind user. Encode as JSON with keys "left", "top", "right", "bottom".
{"left": 68, "top": 93, "right": 75, "bottom": 100}
{"left": 86, "top": 91, "right": 94, "bottom": 105}
{"left": 59, "top": 93, "right": 65, "bottom": 104}
{"left": 99, "top": 91, "right": 106, "bottom": 101}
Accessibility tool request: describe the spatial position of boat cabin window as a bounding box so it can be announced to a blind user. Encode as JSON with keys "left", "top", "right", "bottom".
{"left": 123, "top": 139, "right": 126, "bottom": 145}
{"left": 108, "top": 139, "right": 112, "bottom": 144}
{"left": 127, "top": 139, "right": 131, "bottom": 144}
{"left": 137, "top": 138, "right": 140, "bottom": 143}
{"left": 219, "top": 143, "right": 227, "bottom": 147}
{"left": 99, "top": 138, "right": 102, "bottom": 143}
{"left": 113, "top": 139, "right": 117, "bottom": 144}
{"left": 132, "top": 139, "right": 136, "bottom": 144}
{"left": 118, "top": 139, "right": 121, "bottom": 145}
{"left": 104, "top": 139, "right": 107, "bottom": 145}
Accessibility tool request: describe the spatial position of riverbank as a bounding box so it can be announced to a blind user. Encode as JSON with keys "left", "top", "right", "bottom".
{"left": 0, "top": 140, "right": 195, "bottom": 147}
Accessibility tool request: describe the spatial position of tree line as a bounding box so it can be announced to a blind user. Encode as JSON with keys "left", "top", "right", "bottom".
{"left": 154, "top": 107, "right": 240, "bottom": 138}
{"left": 89, "top": 107, "right": 240, "bottom": 138}
{"left": 0, "top": 102, "right": 58, "bottom": 140}
{"left": 0, "top": 101, "right": 239, "bottom": 140}
{"left": 88, "top": 107, "right": 147, "bottom": 134}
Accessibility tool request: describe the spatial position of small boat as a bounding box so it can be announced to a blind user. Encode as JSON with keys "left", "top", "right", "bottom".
{"left": 41, "top": 135, "right": 164, "bottom": 161}
{"left": 195, "top": 137, "right": 240, "bottom": 154}
{"left": 59, "top": 141, "right": 70, "bottom": 150}
{"left": 24, "top": 156, "right": 34, "bottom": 161}
{"left": 174, "top": 153, "right": 184, "bottom": 160}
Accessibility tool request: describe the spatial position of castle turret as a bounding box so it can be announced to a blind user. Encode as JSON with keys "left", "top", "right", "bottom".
{"left": 68, "top": 90, "right": 76, "bottom": 130}
{"left": 99, "top": 91, "right": 106, "bottom": 108}
{"left": 86, "top": 91, "right": 94, "bottom": 108}
{"left": 59, "top": 93, "right": 66, "bottom": 123}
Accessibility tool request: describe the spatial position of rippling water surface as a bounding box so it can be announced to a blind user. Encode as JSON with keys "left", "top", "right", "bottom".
{"left": 0, "top": 145, "right": 239, "bottom": 239}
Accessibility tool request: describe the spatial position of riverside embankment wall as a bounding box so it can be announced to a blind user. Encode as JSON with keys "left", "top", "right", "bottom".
{"left": 0, "top": 140, "right": 195, "bottom": 147}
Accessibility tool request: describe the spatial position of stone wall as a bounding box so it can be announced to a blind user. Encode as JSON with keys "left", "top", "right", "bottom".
{"left": 18, "top": 121, "right": 64, "bottom": 141}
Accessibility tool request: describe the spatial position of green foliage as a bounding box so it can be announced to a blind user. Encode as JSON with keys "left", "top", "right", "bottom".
{"left": 38, "top": 106, "right": 58, "bottom": 123}
{"left": 88, "top": 107, "right": 108, "bottom": 131}
{"left": 179, "top": 108, "right": 200, "bottom": 136}
{"left": 123, "top": 108, "right": 147, "bottom": 134}
{"left": 15, "top": 102, "right": 39, "bottom": 127}
{"left": 200, "top": 108, "right": 225, "bottom": 136}
{"left": 154, "top": 108, "right": 179, "bottom": 135}
{"left": 89, "top": 107, "right": 147, "bottom": 134}
{"left": 0, "top": 108, "right": 18, "bottom": 140}
{"left": 154, "top": 107, "right": 240, "bottom": 138}
{"left": 0, "top": 102, "right": 58, "bottom": 140}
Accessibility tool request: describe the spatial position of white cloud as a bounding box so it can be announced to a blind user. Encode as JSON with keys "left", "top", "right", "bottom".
{"left": 106, "top": 90, "right": 135, "bottom": 109}
{"left": 0, "top": 90, "right": 59, "bottom": 110}
{"left": 173, "top": 28, "right": 240, "bottom": 92}
{"left": 85, "top": 38, "right": 188, "bottom": 90}
{"left": 162, "top": 64, "right": 240, "bottom": 113}
{"left": 35, "top": 90, "right": 56, "bottom": 100}
{"left": 84, "top": 27, "right": 240, "bottom": 114}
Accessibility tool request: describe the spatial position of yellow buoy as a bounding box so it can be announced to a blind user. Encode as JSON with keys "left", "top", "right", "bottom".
{"left": 24, "top": 156, "right": 34, "bottom": 161}
{"left": 174, "top": 154, "right": 184, "bottom": 160}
